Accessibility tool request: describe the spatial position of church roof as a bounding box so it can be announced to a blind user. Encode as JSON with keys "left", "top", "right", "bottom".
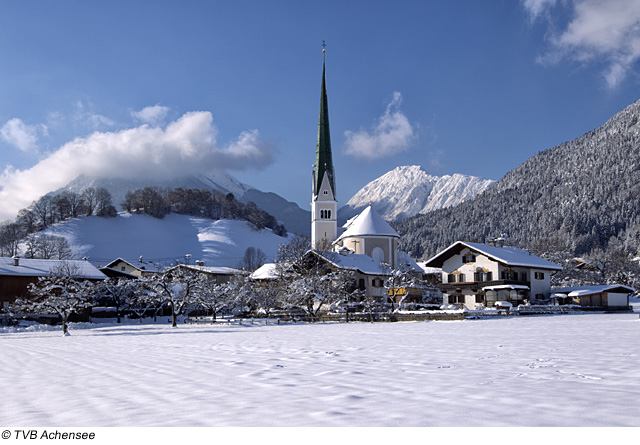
{"left": 335, "top": 205, "right": 399, "bottom": 242}
{"left": 313, "top": 59, "right": 336, "bottom": 199}
{"left": 311, "top": 250, "right": 389, "bottom": 276}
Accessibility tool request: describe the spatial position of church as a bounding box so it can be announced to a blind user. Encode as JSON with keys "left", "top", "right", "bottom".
{"left": 308, "top": 49, "right": 422, "bottom": 303}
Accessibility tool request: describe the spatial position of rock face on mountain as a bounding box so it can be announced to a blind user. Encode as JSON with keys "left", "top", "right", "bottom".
{"left": 395, "top": 98, "right": 640, "bottom": 261}
{"left": 339, "top": 165, "right": 494, "bottom": 222}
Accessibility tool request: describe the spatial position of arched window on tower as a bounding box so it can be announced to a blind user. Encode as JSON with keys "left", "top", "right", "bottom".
{"left": 372, "top": 246, "right": 385, "bottom": 263}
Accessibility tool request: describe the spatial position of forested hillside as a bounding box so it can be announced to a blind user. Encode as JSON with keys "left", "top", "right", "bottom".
{"left": 396, "top": 98, "right": 640, "bottom": 267}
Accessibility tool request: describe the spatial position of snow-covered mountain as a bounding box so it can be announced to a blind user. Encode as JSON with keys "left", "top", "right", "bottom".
{"left": 58, "top": 173, "right": 312, "bottom": 236}
{"left": 42, "top": 213, "right": 289, "bottom": 268}
{"left": 339, "top": 165, "right": 495, "bottom": 222}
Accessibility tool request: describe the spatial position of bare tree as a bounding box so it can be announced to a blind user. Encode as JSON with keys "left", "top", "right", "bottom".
{"left": 93, "top": 278, "right": 137, "bottom": 323}
{"left": 238, "top": 246, "right": 267, "bottom": 272}
{"left": 12, "top": 263, "right": 95, "bottom": 336}
{"left": 192, "top": 276, "right": 245, "bottom": 323}
{"left": 81, "top": 187, "right": 98, "bottom": 216}
{"left": 0, "top": 222, "right": 24, "bottom": 257}
{"left": 381, "top": 262, "right": 423, "bottom": 312}
{"left": 142, "top": 267, "right": 203, "bottom": 327}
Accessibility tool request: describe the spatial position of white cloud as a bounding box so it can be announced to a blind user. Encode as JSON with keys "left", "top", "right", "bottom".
{"left": 131, "top": 105, "right": 170, "bottom": 126}
{"left": 74, "top": 101, "right": 115, "bottom": 130}
{"left": 523, "top": 0, "right": 640, "bottom": 88}
{"left": 344, "top": 92, "right": 415, "bottom": 161}
{"left": 0, "top": 111, "right": 277, "bottom": 221}
{"left": 0, "top": 118, "right": 44, "bottom": 152}
{"left": 522, "top": 0, "right": 557, "bottom": 20}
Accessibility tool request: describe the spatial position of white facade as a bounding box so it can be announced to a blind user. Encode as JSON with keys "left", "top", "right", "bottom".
{"left": 425, "top": 241, "right": 562, "bottom": 309}
{"left": 311, "top": 171, "right": 338, "bottom": 250}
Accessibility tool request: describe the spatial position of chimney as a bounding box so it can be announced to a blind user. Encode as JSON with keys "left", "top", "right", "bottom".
{"left": 195, "top": 260, "right": 204, "bottom": 267}
{"left": 12, "top": 256, "right": 19, "bottom": 267}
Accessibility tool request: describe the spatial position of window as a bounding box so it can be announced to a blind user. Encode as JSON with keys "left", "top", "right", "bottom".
{"left": 319, "top": 209, "right": 332, "bottom": 219}
{"left": 121, "top": 266, "right": 126, "bottom": 271}
{"left": 323, "top": 190, "right": 328, "bottom": 195}
{"left": 372, "top": 247, "right": 385, "bottom": 263}
{"left": 501, "top": 270, "right": 518, "bottom": 281}
{"left": 474, "top": 271, "right": 493, "bottom": 282}
{"left": 358, "top": 279, "right": 366, "bottom": 290}
{"left": 535, "top": 272, "right": 545, "bottom": 280}
{"left": 462, "top": 254, "right": 476, "bottom": 263}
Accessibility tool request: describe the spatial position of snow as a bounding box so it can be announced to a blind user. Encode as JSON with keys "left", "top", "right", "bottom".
{"left": 0, "top": 257, "right": 106, "bottom": 279}
{"left": 341, "top": 165, "right": 495, "bottom": 221}
{"left": 250, "top": 263, "right": 279, "bottom": 280}
{"left": 426, "top": 241, "right": 563, "bottom": 271}
{"left": 554, "top": 284, "right": 636, "bottom": 297}
{"left": 336, "top": 205, "right": 399, "bottom": 241}
{"left": 316, "top": 251, "right": 389, "bottom": 275}
{"left": 483, "top": 285, "right": 530, "bottom": 291}
{"left": 42, "top": 213, "right": 288, "bottom": 269}
{"left": 2, "top": 312, "right": 639, "bottom": 427}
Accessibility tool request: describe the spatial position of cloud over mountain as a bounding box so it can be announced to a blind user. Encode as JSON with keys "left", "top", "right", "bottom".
{"left": 0, "top": 118, "right": 45, "bottom": 153}
{"left": 343, "top": 92, "right": 415, "bottom": 161}
{"left": 0, "top": 110, "right": 277, "bottom": 222}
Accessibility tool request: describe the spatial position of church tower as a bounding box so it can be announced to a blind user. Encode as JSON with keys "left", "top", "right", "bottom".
{"left": 311, "top": 47, "right": 337, "bottom": 250}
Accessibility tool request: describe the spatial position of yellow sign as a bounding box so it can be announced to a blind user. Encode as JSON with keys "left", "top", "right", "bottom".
{"left": 388, "top": 288, "right": 407, "bottom": 296}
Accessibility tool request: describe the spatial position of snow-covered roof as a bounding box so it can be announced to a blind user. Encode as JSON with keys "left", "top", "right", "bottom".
{"left": 313, "top": 251, "right": 390, "bottom": 276}
{"left": 483, "top": 284, "right": 530, "bottom": 291}
{"left": 250, "top": 263, "right": 280, "bottom": 280}
{"left": 424, "top": 241, "right": 562, "bottom": 271}
{"left": 0, "top": 257, "right": 107, "bottom": 280}
{"left": 335, "top": 205, "right": 399, "bottom": 243}
{"left": 396, "top": 251, "right": 422, "bottom": 272}
{"left": 553, "top": 284, "right": 635, "bottom": 297}
{"left": 171, "top": 264, "right": 243, "bottom": 275}
{"left": 416, "top": 262, "right": 442, "bottom": 275}
{"left": 104, "top": 257, "right": 163, "bottom": 273}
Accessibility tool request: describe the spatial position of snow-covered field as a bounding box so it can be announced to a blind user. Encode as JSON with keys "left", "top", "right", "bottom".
{"left": 42, "top": 213, "right": 288, "bottom": 268}
{"left": 2, "top": 311, "right": 639, "bottom": 427}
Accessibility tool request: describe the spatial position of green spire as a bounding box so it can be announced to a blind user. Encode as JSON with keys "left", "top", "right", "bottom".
{"left": 313, "top": 57, "right": 336, "bottom": 199}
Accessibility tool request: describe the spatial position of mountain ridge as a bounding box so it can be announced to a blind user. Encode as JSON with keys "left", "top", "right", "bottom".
{"left": 395, "top": 97, "right": 640, "bottom": 262}
{"left": 339, "top": 165, "right": 494, "bottom": 222}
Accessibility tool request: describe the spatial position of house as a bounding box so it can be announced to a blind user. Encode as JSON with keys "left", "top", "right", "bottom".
{"left": 304, "top": 250, "right": 393, "bottom": 302}
{"left": 423, "top": 241, "right": 562, "bottom": 309}
{"left": 416, "top": 262, "right": 442, "bottom": 285}
{"left": 167, "top": 263, "right": 244, "bottom": 284}
{"left": 102, "top": 258, "right": 161, "bottom": 278}
{"left": 552, "top": 284, "right": 634, "bottom": 310}
{"left": 0, "top": 257, "right": 106, "bottom": 310}
{"left": 250, "top": 263, "right": 280, "bottom": 283}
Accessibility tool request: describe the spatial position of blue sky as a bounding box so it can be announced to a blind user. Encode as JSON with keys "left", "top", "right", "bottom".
{"left": 1, "top": 0, "right": 640, "bottom": 221}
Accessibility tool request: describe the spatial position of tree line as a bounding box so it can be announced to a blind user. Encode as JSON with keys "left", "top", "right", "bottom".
{"left": 0, "top": 186, "right": 287, "bottom": 260}
{"left": 121, "top": 186, "right": 287, "bottom": 235}
{"left": 0, "top": 187, "right": 117, "bottom": 259}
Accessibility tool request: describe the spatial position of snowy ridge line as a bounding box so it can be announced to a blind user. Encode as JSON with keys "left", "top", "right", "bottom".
{"left": 340, "top": 165, "right": 494, "bottom": 222}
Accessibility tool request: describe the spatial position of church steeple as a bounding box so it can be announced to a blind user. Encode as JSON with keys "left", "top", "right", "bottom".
{"left": 311, "top": 43, "right": 338, "bottom": 250}
{"left": 313, "top": 53, "right": 336, "bottom": 199}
